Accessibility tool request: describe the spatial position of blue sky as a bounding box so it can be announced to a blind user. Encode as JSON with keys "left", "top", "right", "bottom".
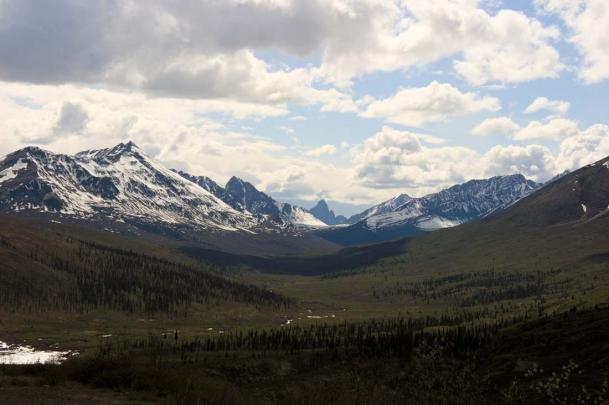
{"left": 0, "top": 0, "right": 608, "bottom": 215}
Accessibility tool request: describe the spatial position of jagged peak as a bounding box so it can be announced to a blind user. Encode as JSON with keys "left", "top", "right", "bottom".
{"left": 225, "top": 176, "right": 262, "bottom": 195}
{"left": 9, "top": 145, "right": 51, "bottom": 157}
{"left": 76, "top": 141, "right": 148, "bottom": 163}
{"left": 312, "top": 199, "right": 329, "bottom": 210}
{"left": 226, "top": 175, "right": 247, "bottom": 186}
{"left": 109, "top": 140, "right": 143, "bottom": 155}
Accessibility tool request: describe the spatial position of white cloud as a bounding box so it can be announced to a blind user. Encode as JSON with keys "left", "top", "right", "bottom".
{"left": 471, "top": 116, "right": 520, "bottom": 136}
{"left": 53, "top": 102, "right": 89, "bottom": 135}
{"left": 524, "top": 97, "right": 570, "bottom": 115}
{"left": 514, "top": 118, "right": 579, "bottom": 141}
{"left": 453, "top": 9, "right": 563, "bottom": 85}
{"left": 305, "top": 144, "right": 337, "bottom": 157}
{"left": 537, "top": 0, "right": 609, "bottom": 83}
{"left": 353, "top": 126, "right": 479, "bottom": 190}
{"left": 555, "top": 124, "right": 609, "bottom": 171}
{"left": 352, "top": 121, "right": 609, "bottom": 195}
{"left": 361, "top": 81, "right": 501, "bottom": 127}
{"left": 319, "top": 1, "right": 563, "bottom": 86}
{"left": 482, "top": 144, "right": 556, "bottom": 181}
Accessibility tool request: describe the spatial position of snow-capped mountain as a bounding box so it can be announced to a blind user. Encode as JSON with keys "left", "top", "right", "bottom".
{"left": 309, "top": 200, "right": 347, "bottom": 225}
{"left": 175, "top": 171, "right": 326, "bottom": 227}
{"left": 175, "top": 170, "right": 224, "bottom": 197}
{"left": 317, "top": 174, "right": 541, "bottom": 246}
{"left": 363, "top": 174, "right": 541, "bottom": 231}
{"left": 0, "top": 142, "right": 261, "bottom": 232}
{"left": 346, "top": 193, "right": 412, "bottom": 224}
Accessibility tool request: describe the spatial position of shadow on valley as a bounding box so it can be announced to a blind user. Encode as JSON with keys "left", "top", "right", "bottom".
{"left": 179, "top": 237, "right": 410, "bottom": 276}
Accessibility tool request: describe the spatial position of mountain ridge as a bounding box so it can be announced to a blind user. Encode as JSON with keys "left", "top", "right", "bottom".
{"left": 318, "top": 174, "right": 541, "bottom": 246}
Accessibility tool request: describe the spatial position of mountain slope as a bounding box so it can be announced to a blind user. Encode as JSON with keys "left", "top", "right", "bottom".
{"left": 0, "top": 215, "right": 290, "bottom": 315}
{"left": 346, "top": 193, "right": 412, "bottom": 224}
{"left": 318, "top": 174, "right": 541, "bottom": 246}
{"left": 489, "top": 157, "right": 609, "bottom": 227}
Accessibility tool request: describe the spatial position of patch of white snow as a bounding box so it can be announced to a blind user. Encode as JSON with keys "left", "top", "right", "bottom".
{"left": 0, "top": 159, "right": 28, "bottom": 184}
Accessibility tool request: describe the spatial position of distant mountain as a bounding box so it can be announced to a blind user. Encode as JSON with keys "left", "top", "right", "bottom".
{"left": 346, "top": 193, "right": 412, "bottom": 224}
{"left": 175, "top": 171, "right": 326, "bottom": 228}
{"left": 318, "top": 174, "right": 541, "bottom": 246}
{"left": 309, "top": 200, "right": 347, "bottom": 225}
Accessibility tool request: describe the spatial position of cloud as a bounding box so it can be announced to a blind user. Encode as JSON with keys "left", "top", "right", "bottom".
{"left": 471, "top": 117, "right": 520, "bottom": 136}
{"left": 555, "top": 124, "right": 609, "bottom": 171}
{"left": 53, "top": 102, "right": 89, "bottom": 135}
{"left": 0, "top": 1, "right": 361, "bottom": 114}
{"left": 361, "top": 81, "right": 501, "bottom": 127}
{"left": 482, "top": 144, "right": 556, "bottom": 180}
{"left": 353, "top": 126, "right": 478, "bottom": 190}
{"left": 305, "top": 144, "right": 337, "bottom": 157}
{"left": 524, "top": 97, "right": 570, "bottom": 115}
{"left": 514, "top": 118, "right": 579, "bottom": 141}
{"left": 352, "top": 122, "right": 609, "bottom": 194}
{"left": 536, "top": 0, "right": 609, "bottom": 83}
{"left": 453, "top": 9, "right": 563, "bottom": 85}
{"left": 319, "top": 1, "right": 564, "bottom": 86}
{"left": 0, "top": 0, "right": 566, "bottom": 110}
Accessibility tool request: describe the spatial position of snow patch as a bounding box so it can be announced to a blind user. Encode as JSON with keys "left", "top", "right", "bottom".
{"left": 0, "top": 341, "right": 75, "bottom": 365}
{"left": 290, "top": 207, "right": 327, "bottom": 227}
{"left": 416, "top": 217, "right": 463, "bottom": 230}
{"left": 0, "top": 158, "right": 28, "bottom": 183}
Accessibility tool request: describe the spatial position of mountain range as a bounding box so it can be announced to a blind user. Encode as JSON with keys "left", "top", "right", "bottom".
{"left": 317, "top": 174, "right": 541, "bottom": 245}
{"left": 0, "top": 141, "right": 546, "bottom": 249}
{"left": 175, "top": 170, "right": 325, "bottom": 227}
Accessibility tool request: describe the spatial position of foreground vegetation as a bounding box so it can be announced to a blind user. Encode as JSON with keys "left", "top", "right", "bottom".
{"left": 2, "top": 306, "right": 608, "bottom": 404}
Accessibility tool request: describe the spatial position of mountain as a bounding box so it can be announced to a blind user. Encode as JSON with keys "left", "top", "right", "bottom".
{"left": 492, "top": 157, "right": 609, "bottom": 227}
{"left": 318, "top": 174, "right": 541, "bottom": 246}
{"left": 308, "top": 200, "right": 347, "bottom": 225}
{"left": 346, "top": 193, "right": 412, "bottom": 224}
{"left": 0, "top": 142, "right": 263, "bottom": 232}
{"left": 175, "top": 172, "right": 326, "bottom": 228}
{"left": 222, "top": 176, "right": 325, "bottom": 227}
{"left": 174, "top": 170, "right": 224, "bottom": 197}
{"left": 223, "top": 176, "right": 282, "bottom": 218}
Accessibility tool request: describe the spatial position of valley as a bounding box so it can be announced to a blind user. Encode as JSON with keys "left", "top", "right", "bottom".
{"left": 1, "top": 147, "right": 609, "bottom": 404}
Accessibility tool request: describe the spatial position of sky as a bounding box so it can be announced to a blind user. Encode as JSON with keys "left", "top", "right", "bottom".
{"left": 0, "top": 0, "right": 608, "bottom": 216}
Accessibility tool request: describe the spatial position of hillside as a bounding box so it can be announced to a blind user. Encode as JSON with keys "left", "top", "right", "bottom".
{"left": 0, "top": 216, "right": 290, "bottom": 315}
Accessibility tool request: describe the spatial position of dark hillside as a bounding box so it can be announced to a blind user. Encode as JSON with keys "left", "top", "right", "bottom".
{"left": 0, "top": 216, "right": 290, "bottom": 315}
